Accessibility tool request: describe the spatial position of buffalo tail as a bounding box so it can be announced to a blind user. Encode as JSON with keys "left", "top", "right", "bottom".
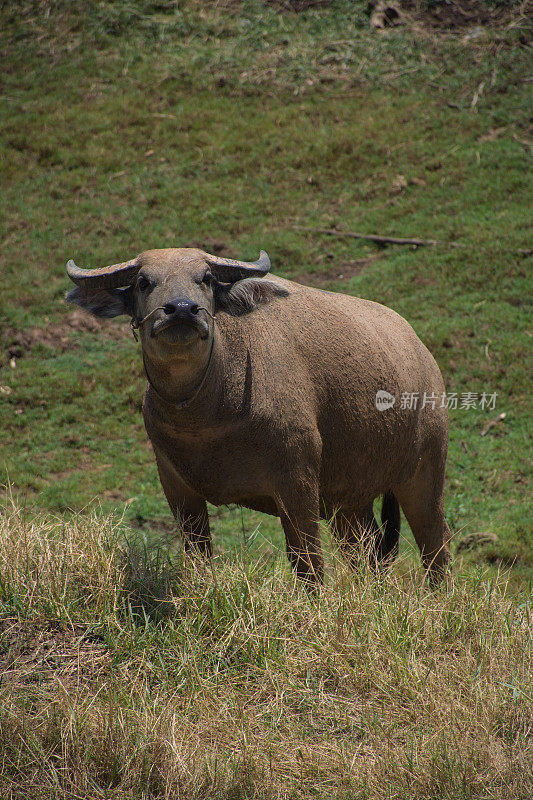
{"left": 377, "top": 491, "right": 401, "bottom": 563}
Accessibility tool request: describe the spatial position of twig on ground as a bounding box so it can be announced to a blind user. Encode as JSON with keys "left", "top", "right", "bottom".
{"left": 480, "top": 412, "right": 506, "bottom": 437}
{"left": 292, "top": 226, "right": 458, "bottom": 248}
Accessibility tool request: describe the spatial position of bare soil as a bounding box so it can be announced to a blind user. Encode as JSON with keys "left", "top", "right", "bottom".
{"left": 296, "top": 254, "right": 381, "bottom": 287}
{"left": 264, "top": 0, "right": 332, "bottom": 10}
{"left": 267, "top": 0, "right": 525, "bottom": 31}
{"left": 3, "top": 309, "right": 129, "bottom": 363}
{"left": 400, "top": 0, "right": 521, "bottom": 30}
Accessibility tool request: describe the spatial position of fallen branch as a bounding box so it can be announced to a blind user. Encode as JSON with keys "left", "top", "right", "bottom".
{"left": 480, "top": 412, "right": 506, "bottom": 437}
{"left": 292, "top": 226, "right": 457, "bottom": 248}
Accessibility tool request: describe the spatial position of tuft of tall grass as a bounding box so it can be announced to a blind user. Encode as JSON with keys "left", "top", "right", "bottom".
{"left": 0, "top": 503, "right": 531, "bottom": 798}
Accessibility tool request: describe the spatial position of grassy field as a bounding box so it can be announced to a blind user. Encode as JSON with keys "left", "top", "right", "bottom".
{"left": 1, "top": 1, "right": 532, "bottom": 796}
{"left": 0, "top": 502, "right": 531, "bottom": 799}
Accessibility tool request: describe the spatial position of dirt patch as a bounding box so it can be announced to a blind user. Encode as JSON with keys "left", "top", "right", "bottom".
{"left": 412, "top": 274, "right": 438, "bottom": 288}
{"left": 3, "top": 308, "right": 129, "bottom": 363}
{"left": 374, "top": 0, "right": 519, "bottom": 31}
{"left": 265, "top": 0, "right": 518, "bottom": 29}
{"left": 265, "top": 0, "right": 332, "bottom": 9}
{"left": 130, "top": 514, "right": 176, "bottom": 537}
{"left": 0, "top": 617, "right": 109, "bottom": 689}
{"left": 403, "top": 0, "right": 514, "bottom": 30}
{"left": 188, "top": 238, "right": 237, "bottom": 258}
{"left": 506, "top": 295, "right": 532, "bottom": 308}
{"left": 295, "top": 254, "right": 381, "bottom": 287}
{"left": 456, "top": 531, "right": 499, "bottom": 553}
{"left": 102, "top": 487, "right": 128, "bottom": 502}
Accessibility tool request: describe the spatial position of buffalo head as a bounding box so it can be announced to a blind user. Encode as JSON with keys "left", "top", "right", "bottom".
{"left": 66, "top": 248, "right": 287, "bottom": 365}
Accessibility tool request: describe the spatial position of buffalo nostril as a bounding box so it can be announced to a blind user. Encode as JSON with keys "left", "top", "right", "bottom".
{"left": 163, "top": 300, "right": 200, "bottom": 315}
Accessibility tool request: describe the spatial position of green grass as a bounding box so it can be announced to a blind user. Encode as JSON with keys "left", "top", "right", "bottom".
{"left": 1, "top": 3, "right": 532, "bottom": 554}
{"left": 0, "top": 502, "right": 531, "bottom": 799}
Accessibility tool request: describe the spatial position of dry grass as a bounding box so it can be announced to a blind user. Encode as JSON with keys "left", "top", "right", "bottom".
{"left": 0, "top": 500, "right": 531, "bottom": 799}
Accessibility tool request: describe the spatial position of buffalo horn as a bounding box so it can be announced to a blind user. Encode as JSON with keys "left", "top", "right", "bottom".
{"left": 204, "top": 250, "right": 270, "bottom": 283}
{"left": 66, "top": 258, "right": 141, "bottom": 289}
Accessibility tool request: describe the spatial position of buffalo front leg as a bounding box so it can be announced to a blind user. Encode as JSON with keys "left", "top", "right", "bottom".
{"left": 177, "top": 500, "right": 211, "bottom": 556}
{"left": 276, "top": 487, "right": 324, "bottom": 588}
{"left": 154, "top": 450, "right": 211, "bottom": 556}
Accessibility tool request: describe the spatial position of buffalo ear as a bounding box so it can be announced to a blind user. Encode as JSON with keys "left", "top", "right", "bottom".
{"left": 215, "top": 278, "right": 289, "bottom": 316}
{"left": 66, "top": 286, "right": 134, "bottom": 318}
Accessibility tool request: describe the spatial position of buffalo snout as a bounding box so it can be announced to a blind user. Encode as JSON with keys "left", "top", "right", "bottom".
{"left": 152, "top": 295, "right": 209, "bottom": 341}
{"left": 163, "top": 297, "right": 201, "bottom": 318}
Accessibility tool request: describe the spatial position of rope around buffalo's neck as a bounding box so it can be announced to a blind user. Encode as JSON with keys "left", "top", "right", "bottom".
{"left": 130, "top": 306, "right": 216, "bottom": 408}
{"left": 141, "top": 336, "right": 215, "bottom": 409}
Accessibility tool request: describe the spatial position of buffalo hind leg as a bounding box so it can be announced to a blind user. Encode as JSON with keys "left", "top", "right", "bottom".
{"left": 331, "top": 507, "right": 377, "bottom": 567}
{"left": 393, "top": 451, "right": 450, "bottom": 583}
{"left": 332, "top": 495, "right": 400, "bottom": 570}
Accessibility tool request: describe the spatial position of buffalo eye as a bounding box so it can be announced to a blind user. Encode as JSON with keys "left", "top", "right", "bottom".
{"left": 198, "top": 271, "right": 213, "bottom": 286}
{"left": 137, "top": 276, "right": 151, "bottom": 292}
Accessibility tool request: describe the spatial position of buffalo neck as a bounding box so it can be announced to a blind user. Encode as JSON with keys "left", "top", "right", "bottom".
{"left": 142, "top": 331, "right": 218, "bottom": 411}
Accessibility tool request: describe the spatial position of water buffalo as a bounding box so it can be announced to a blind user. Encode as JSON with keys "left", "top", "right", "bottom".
{"left": 66, "top": 247, "right": 451, "bottom": 586}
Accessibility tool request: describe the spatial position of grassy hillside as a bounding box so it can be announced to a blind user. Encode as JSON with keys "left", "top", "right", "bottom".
{"left": 1, "top": 2, "right": 532, "bottom": 797}
{"left": 1, "top": 1, "right": 531, "bottom": 581}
